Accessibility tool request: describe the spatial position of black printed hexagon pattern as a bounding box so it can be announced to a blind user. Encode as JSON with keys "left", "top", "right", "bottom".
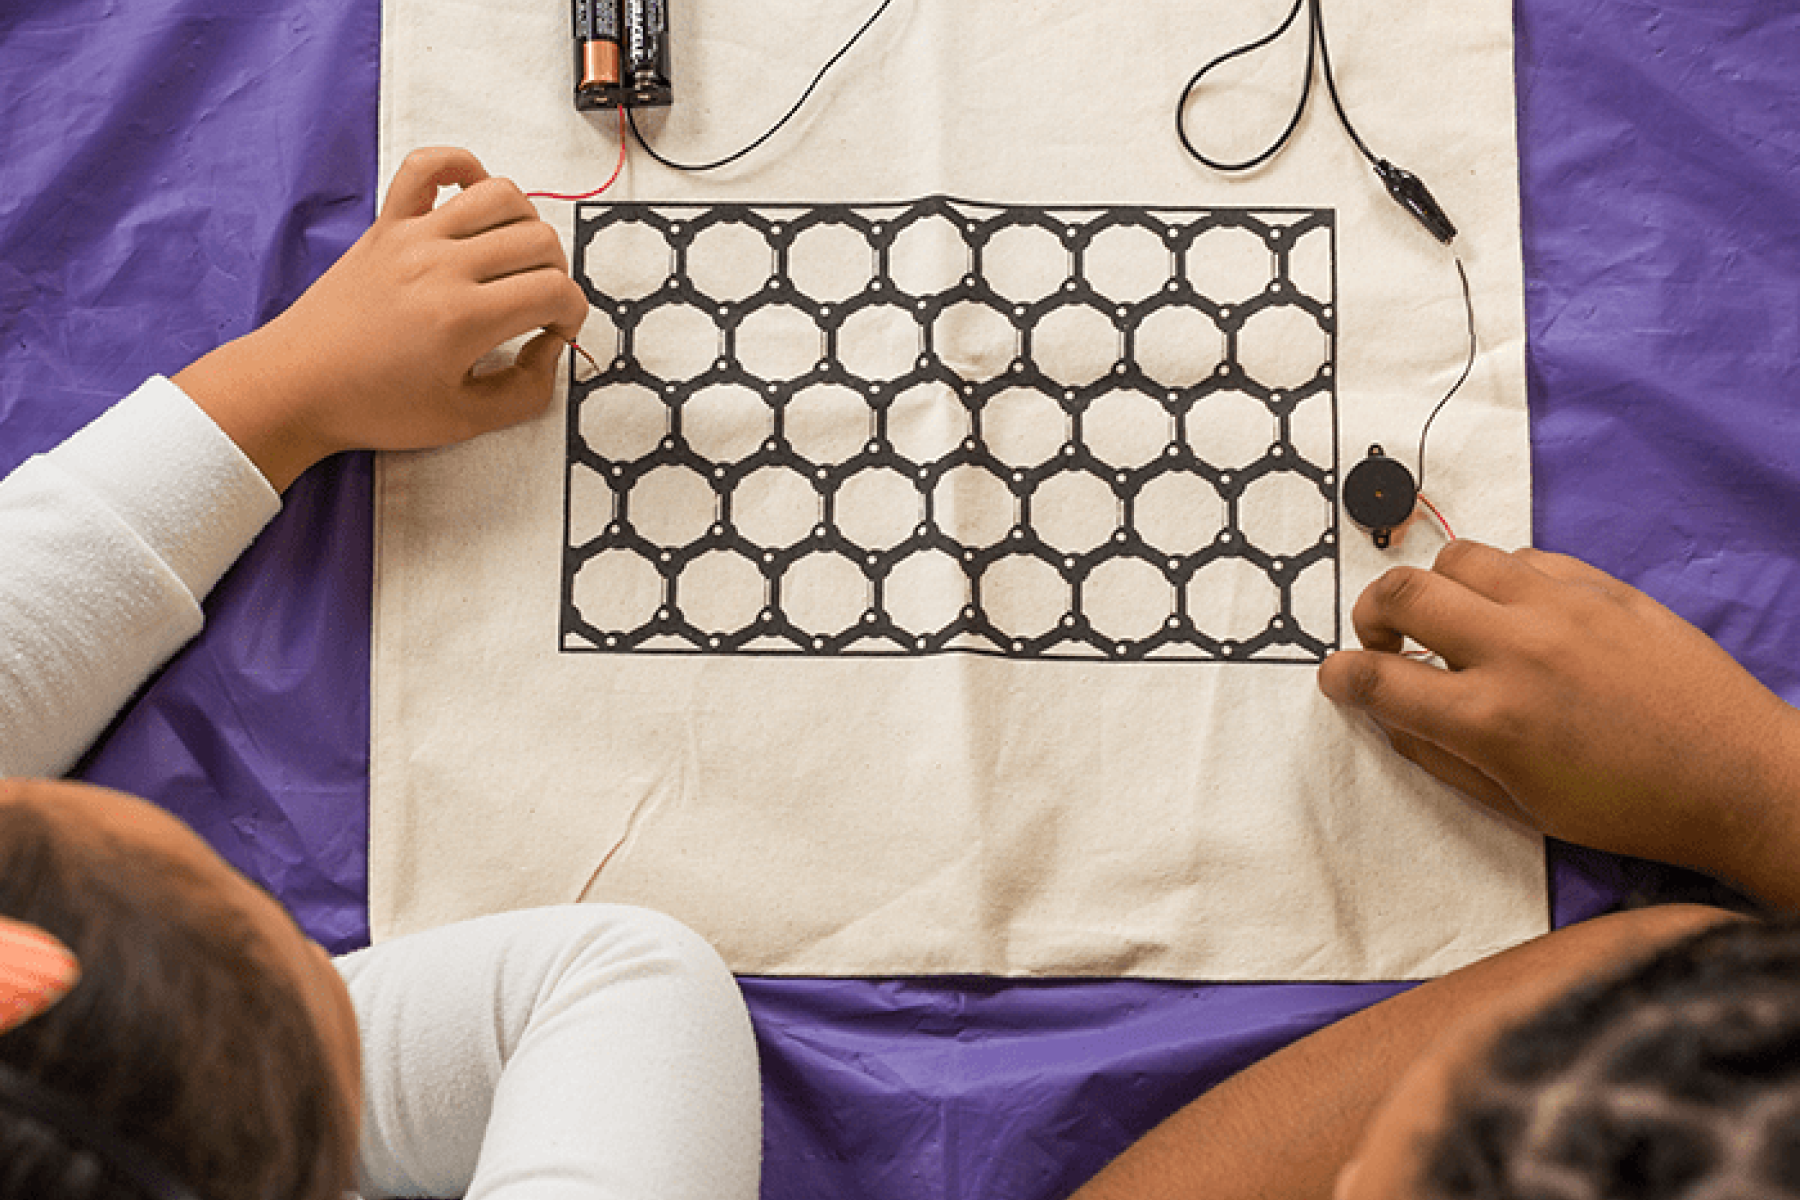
{"left": 565, "top": 197, "right": 1339, "bottom": 661}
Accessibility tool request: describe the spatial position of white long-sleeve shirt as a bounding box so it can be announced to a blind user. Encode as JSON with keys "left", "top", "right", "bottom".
{"left": 0, "top": 378, "right": 760, "bottom": 1197}
{"left": 0, "top": 376, "right": 280, "bottom": 780}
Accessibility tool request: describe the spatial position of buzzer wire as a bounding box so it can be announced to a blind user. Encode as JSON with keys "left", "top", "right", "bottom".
{"left": 1414, "top": 255, "right": 1476, "bottom": 495}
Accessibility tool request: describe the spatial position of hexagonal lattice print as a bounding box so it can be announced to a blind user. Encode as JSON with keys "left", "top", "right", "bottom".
{"left": 565, "top": 197, "right": 1339, "bottom": 661}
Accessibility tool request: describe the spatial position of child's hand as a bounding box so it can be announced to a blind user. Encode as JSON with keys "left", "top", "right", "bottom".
{"left": 1318, "top": 540, "right": 1800, "bottom": 910}
{"left": 176, "top": 146, "right": 590, "bottom": 490}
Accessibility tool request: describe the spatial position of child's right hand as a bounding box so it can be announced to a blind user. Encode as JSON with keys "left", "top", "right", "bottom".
{"left": 1318, "top": 539, "right": 1800, "bottom": 911}
{"left": 176, "top": 146, "right": 590, "bottom": 490}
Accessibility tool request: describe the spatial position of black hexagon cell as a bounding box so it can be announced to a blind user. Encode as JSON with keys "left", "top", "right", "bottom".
{"left": 734, "top": 303, "right": 820, "bottom": 381}
{"left": 786, "top": 221, "right": 874, "bottom": 304}
{"left": 632, "top": 304, "right": 719, "bottom": 383}
{"left": 579, "top": 382, "right": 665, "bottom": 462}
{"left": 685, "top": 221, "right": 774, "bottom": 305}
{"left": 1031, "top": 303, "right": 1120, "bottom": 389}
{"left": 681, "top": 384, "right": 770, "bottom": 466}
{"left": 887, "top": 211, "right": 969, "bottom": 299}
{"left": 1082, "top": 221, "right": 1171, "bottom": 305}
{"left": 785, "top": 384, "right": 871, "bottom": 466}
{"left": 837, "top": 303, "right": 920, "bottom": 383}
{"left": 933, "top": 299, "right": 1016, "bottom": 382}
{"left": 980, "top": 222, "right": 1069, "bottom": 304}
{"left": 584, "top": 219, "right": 673, "bottom": 302}
{"left": 567, "top": 197, "right": 1338, "bottom": 661}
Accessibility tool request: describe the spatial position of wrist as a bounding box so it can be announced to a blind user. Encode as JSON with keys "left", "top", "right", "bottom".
{"left": 173, "top": 326, "right": 335, "bottom": 492}
{"left": 1696, "top": 696, "right": 1800, "bottom": 912}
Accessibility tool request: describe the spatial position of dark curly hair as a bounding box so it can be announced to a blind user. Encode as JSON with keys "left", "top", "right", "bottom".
{"left": 0, "top": 799, "right": 356, "bottom": 1200}
{"left": 1423, "top": 915, "right": 1800, "bottom": 1200}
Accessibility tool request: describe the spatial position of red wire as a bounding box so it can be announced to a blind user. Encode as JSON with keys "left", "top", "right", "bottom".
{"left": 1417, "top": 493, "right": 1456, "bottom": 541}
{"left": 526, "top": 105, "right": 629, "bottom": 201}
{"left": 524, "top": 107, "right": 628, "bottom": 374}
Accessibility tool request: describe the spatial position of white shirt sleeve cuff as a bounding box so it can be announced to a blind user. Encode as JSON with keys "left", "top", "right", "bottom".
{"left": 47, "top": 375, "right": 282, "bottom": 600}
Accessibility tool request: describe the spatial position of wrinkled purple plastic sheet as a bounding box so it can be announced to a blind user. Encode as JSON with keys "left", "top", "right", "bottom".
{"left": 3, "top": 2, "right": 1798, "bottom": 1195}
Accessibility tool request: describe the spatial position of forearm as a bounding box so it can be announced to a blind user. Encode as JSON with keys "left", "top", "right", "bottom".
{"left": 0, "top": 378, "right": 279, "bottom": 778}
{"left": 1068, "top": 904, "right": 1737, "bottom": 1200}
{"left": 1690, "top": 699, "right": 1800, "bottom": 913}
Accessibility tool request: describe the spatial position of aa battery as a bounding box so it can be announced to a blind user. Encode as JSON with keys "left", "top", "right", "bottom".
{"left": 574, "top": 0, "right": 622, "bottom": 109}
{"left": 622, "top": 0, "right": 672, "bottom": 108}
{"left": 573, "top": 0, "right": 671, "bottom": 111}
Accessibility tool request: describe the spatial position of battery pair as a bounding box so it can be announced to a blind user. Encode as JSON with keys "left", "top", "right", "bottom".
{"left": 575, "top": 0, "right": 672, "bottom": 110}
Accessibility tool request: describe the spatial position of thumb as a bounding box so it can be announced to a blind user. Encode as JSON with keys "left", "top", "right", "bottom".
{"left": 464, "top": 330, "right": 567, "bottom": 433}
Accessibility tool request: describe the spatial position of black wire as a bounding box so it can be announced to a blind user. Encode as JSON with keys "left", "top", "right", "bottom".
{"left": 1307, "top": 0, "right": 1377, "bottom": 166}
{"left": 628, "top": 0, "right": 898, "bottom": 173}
{"left": 1175, "top": 0, "right": 1379, "bottom": 174}
{"left": 1414, "top": 255, "right": 1477, "bottom": 493}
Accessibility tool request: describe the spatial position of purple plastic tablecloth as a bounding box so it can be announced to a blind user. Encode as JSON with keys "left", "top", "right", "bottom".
{"left": 3, "top": 2, "right": 1798, "bottom": 1196}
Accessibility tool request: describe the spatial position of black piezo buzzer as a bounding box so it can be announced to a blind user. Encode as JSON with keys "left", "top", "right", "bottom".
{"left": 1341, "top": 445, "right": 1417, "bottom": 549}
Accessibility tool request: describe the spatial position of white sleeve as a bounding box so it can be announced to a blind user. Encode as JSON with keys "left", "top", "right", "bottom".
{"left": 336, "top": 905, "right": 762, "bottom": 1200}
{"left": 0, "top": 376, "right": 280, "bottom": 779}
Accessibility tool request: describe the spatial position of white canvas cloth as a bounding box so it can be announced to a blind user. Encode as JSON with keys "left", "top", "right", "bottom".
{"left": 372, "top": 0, "right": 1544, "bottom": 979}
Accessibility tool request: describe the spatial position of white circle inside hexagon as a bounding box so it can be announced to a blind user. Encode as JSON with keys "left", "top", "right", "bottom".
{"left": 1134, "top": 472, "right": 1225, "bottom": 557}
{"left": 1030, "top": 304, "right": 1120, "bottom": 389}
{"left": 1237, "top": 470, "right": 1331, "bottom": 559}
{"left": 1030, "top": 471, "right": 1118, "bottom": 556}
{"left": 887, "top": 382, "right": 971, "bottom": 465}
{"left": 836, "top": 303, "right": 920, "bottom": 383}
{"left": 1186, "top": 389, "right": 1277, "bottom": 473}
{"left": 734, "top": 303, "right": 822, "bottom": 382}
{"left": 1236, "top": 304, "right": 1328, "bottom": 394}
{"left": 982, "top": 388, "right": 1066, "bottom": 469}
{"left": 1082, "top": 391, "right": 1169, "bottom": 471}
{"left": 1133, "top": 307, "right": 1224, "bottom": 388}
{"left": 784, "top": 384, "right": 871, "bottom": 466}
{"left": 579, "top": 382, "right": 666, "bottom": 463}
{"left": 1183, "top": 225, "right": 1274, "bottom": 307}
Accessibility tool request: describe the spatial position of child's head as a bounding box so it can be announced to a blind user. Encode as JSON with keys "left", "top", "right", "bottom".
{"left": 0, "top": 781, "right": 360, "bottom": 1200}
{"left": 1343, "top": 913, "right": 1800, "bottom": 1200}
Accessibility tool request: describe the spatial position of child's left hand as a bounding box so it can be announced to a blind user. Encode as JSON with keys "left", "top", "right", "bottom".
{"left": 176, "top": 146, "right": 590, "bottom": 490}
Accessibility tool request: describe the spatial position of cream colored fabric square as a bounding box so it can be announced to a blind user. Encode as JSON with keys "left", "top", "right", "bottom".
{"left": 372, "top": 0, "right": 1544, "bottom": 979}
